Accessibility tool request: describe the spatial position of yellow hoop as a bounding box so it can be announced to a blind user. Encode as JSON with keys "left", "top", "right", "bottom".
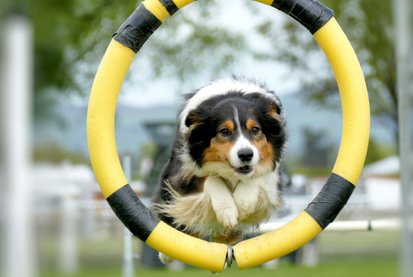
{"left": 87, "top": 0, "right": 369, "bottom": 271}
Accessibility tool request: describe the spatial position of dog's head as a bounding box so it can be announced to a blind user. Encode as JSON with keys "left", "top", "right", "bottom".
{"left": 180, "top": 78, "right": 286, "bottom": 178}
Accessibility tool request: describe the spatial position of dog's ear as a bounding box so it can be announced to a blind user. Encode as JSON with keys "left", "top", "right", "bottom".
{"left": 266, "top": 98, "right": 282, "bottom": 119}
{"left": 184, "top": 108, "right": 212, "bottom": 166}
{"left": 185, "top": 106, "right": 211, "bottom": 129}
{"left": 259, "top": 97, "right": 285, "bottom": 138}
{"left": 259, "top": 99, "right": 286, "bottom": 161}
{"left": 185, "top": 110, "right": 200, "bottom": 128}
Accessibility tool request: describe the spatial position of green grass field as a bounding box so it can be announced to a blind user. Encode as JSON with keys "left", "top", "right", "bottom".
{"left": 39, "top": 231, "right": 399, "bottom": 277}
{"left": 42, "top": 259, "right": 397, "bottom": 277}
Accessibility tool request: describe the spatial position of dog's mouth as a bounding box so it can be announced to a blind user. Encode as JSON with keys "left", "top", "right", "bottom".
{"left": 235, "top": 165, "right": 253, "bottom": 175}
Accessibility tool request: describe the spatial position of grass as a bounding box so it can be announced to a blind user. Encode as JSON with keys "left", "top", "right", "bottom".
{"left": 39, "top": 231, "right": 399, "bottom": 277}
{"left": 41, "top": 258, "right": 397, "bottom": 277}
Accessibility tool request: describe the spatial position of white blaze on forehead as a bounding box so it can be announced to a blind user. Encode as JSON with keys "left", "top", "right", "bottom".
{"left": 179, "top": 78, "right": 277, "bottom": 135}
{"left": 229, "top": 106, "right": 259, "bottom": 168}
{"left": 232, "top": 105, "right": 241, "bottom": 131}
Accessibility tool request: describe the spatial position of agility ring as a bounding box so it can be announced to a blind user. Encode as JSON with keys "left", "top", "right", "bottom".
{"left": 87, "top": 0, "right": 369, "bottom": 272}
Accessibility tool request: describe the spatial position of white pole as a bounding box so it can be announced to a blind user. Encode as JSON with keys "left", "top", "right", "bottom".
{"left": 59, "top": 195, "right": 79, "bottom": 275}
{"left": 2, "top": 14, "right": 36, "bottom": 277}
{"left": 82, "top": 182, "right": 96, "bottom": 237}
{"left": 122, "top": 156, "right": 135, "bottom": 277}
{"left": 393, "top": 0, "right": 413, "bottom": 276}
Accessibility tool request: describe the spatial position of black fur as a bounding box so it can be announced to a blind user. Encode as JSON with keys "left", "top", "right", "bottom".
{"left": 152, "top": 80, "right": 287, "bottom": 237}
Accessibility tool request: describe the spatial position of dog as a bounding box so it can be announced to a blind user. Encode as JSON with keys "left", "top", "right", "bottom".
{"left": 152, "top": 77, "right": 287, "bottom": 264}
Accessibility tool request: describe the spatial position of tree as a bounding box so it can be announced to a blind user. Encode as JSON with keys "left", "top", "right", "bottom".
{"left": 254, "top": 0, "right": 397, "bottom": 146}
{"left": 27, "top": 0, "right": 397, "bottom": 151}
{"left": 31, "top": 0, "right": 249, "bottom": 120}
{"left": 32, "top": 0, "right": 139, "bottom": 120}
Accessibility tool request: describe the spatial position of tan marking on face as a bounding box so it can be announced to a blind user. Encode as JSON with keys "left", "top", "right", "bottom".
{"left": 203, "top": 120, "right": 236, "bottom": 165}
{"left": 247, "top": 116, "right": 277, "bottom": 170}
{"left": 252, "top": 138, "right": 275, "bottom": 170}
{"left": 221, "top": 120, "right": 235, "bottom": 133}
{"left": 246, "top": 119, "right": 264, "bottom": 139}
{"left": 246, "top": 118, "right": 258, "bottom": 131}
{"left": 225, "top": 120, "right": 235, "bottom": 129}
{"left": 203, "top": 138, "right": 233, "bottom": 163}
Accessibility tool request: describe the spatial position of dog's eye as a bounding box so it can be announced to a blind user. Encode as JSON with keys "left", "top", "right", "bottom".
{"left": 251, "top": 127, "right": 261, "bottom": 136}
{"left": 219, "top": 128, "right": 231, "bottom": 137}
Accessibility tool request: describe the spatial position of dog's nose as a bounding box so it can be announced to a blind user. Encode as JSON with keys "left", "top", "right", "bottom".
{"left": 238, "top": 148, "right": 254, "bottom": 162}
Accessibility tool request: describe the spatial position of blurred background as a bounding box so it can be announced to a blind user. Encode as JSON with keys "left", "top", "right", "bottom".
{"left": 1, "top": 0, "right": 412, "bottom": 276}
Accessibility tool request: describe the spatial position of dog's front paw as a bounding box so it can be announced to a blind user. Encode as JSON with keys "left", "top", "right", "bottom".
{"left": 159, "top": 252, "right": 174, "bottom": 264}
{"left": 215, "top": 204, "right": 239, "bottom": 229}
{"left": 233, "top": 184, "right": 259, "bottom": 220}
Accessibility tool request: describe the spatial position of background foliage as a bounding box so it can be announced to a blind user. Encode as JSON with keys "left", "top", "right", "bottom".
{"left": 9, "top": 0, "right": 392, "bottom": 134}
{"left": 2, "top": 0, "right": 396, "bottom": 165}
{"left": 258, "top": 0, "right": 397, "bottom": 142}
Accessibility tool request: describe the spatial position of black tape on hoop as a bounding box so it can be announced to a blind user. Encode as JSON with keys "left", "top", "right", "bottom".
{"left": 113, "top": 4, "right": 162, "bottom": 52}
{"left": 107, "top": 184, "right": 160, "bottom": 241}
{"left": 272, "top": 0, "right": 334, "bottom": 34}
{"left": 305, "top": 173, "right": 355, "bottom": 229}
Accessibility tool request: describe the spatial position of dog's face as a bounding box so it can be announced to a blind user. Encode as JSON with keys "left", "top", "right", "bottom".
{"left": 184, "top": 92, "right": 286, "bottom": 178}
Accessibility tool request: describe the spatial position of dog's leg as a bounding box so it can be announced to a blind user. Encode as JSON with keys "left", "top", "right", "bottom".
{"left": 204, "top": 176, "right": 238, "bottom": 229}
{"left": 234, "top": 172, "right": 281, "bottom": 221}
{"left": 233, "top": 179, "right": 260, "bottom": 221}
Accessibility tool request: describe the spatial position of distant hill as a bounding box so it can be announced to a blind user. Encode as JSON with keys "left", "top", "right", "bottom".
{"left": 33, "top": 92, "right": 394, "bottom": 162}
{"left": 33, "top": 103, "right": 177, "bottom": 160}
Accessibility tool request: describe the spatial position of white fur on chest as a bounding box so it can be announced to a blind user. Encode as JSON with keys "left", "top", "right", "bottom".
{"left": 204, "top": 170, "right": 281, "bottom": 228}
{"left": 155, "top": 167, "right": 282, "bottom": 240}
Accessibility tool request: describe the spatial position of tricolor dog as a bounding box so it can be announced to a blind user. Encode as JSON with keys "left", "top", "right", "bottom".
{"left": 153, "top": 77, "right": 287, "bottom": 263}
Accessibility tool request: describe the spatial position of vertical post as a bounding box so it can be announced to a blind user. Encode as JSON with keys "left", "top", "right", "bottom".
{"left": 2, "top": 14, "right": 36, "bottom": 277}
{"left": 82, "top": 180, "right": 96, "bottom": 237}
{"left": 393, "top": 0, "right": 413, "bottom": 276}
{"left": 122, "top": 156, "right": 135, "bottom": 277}
{"left": 59, "top": 195, "right": 79, "bottom": 275}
